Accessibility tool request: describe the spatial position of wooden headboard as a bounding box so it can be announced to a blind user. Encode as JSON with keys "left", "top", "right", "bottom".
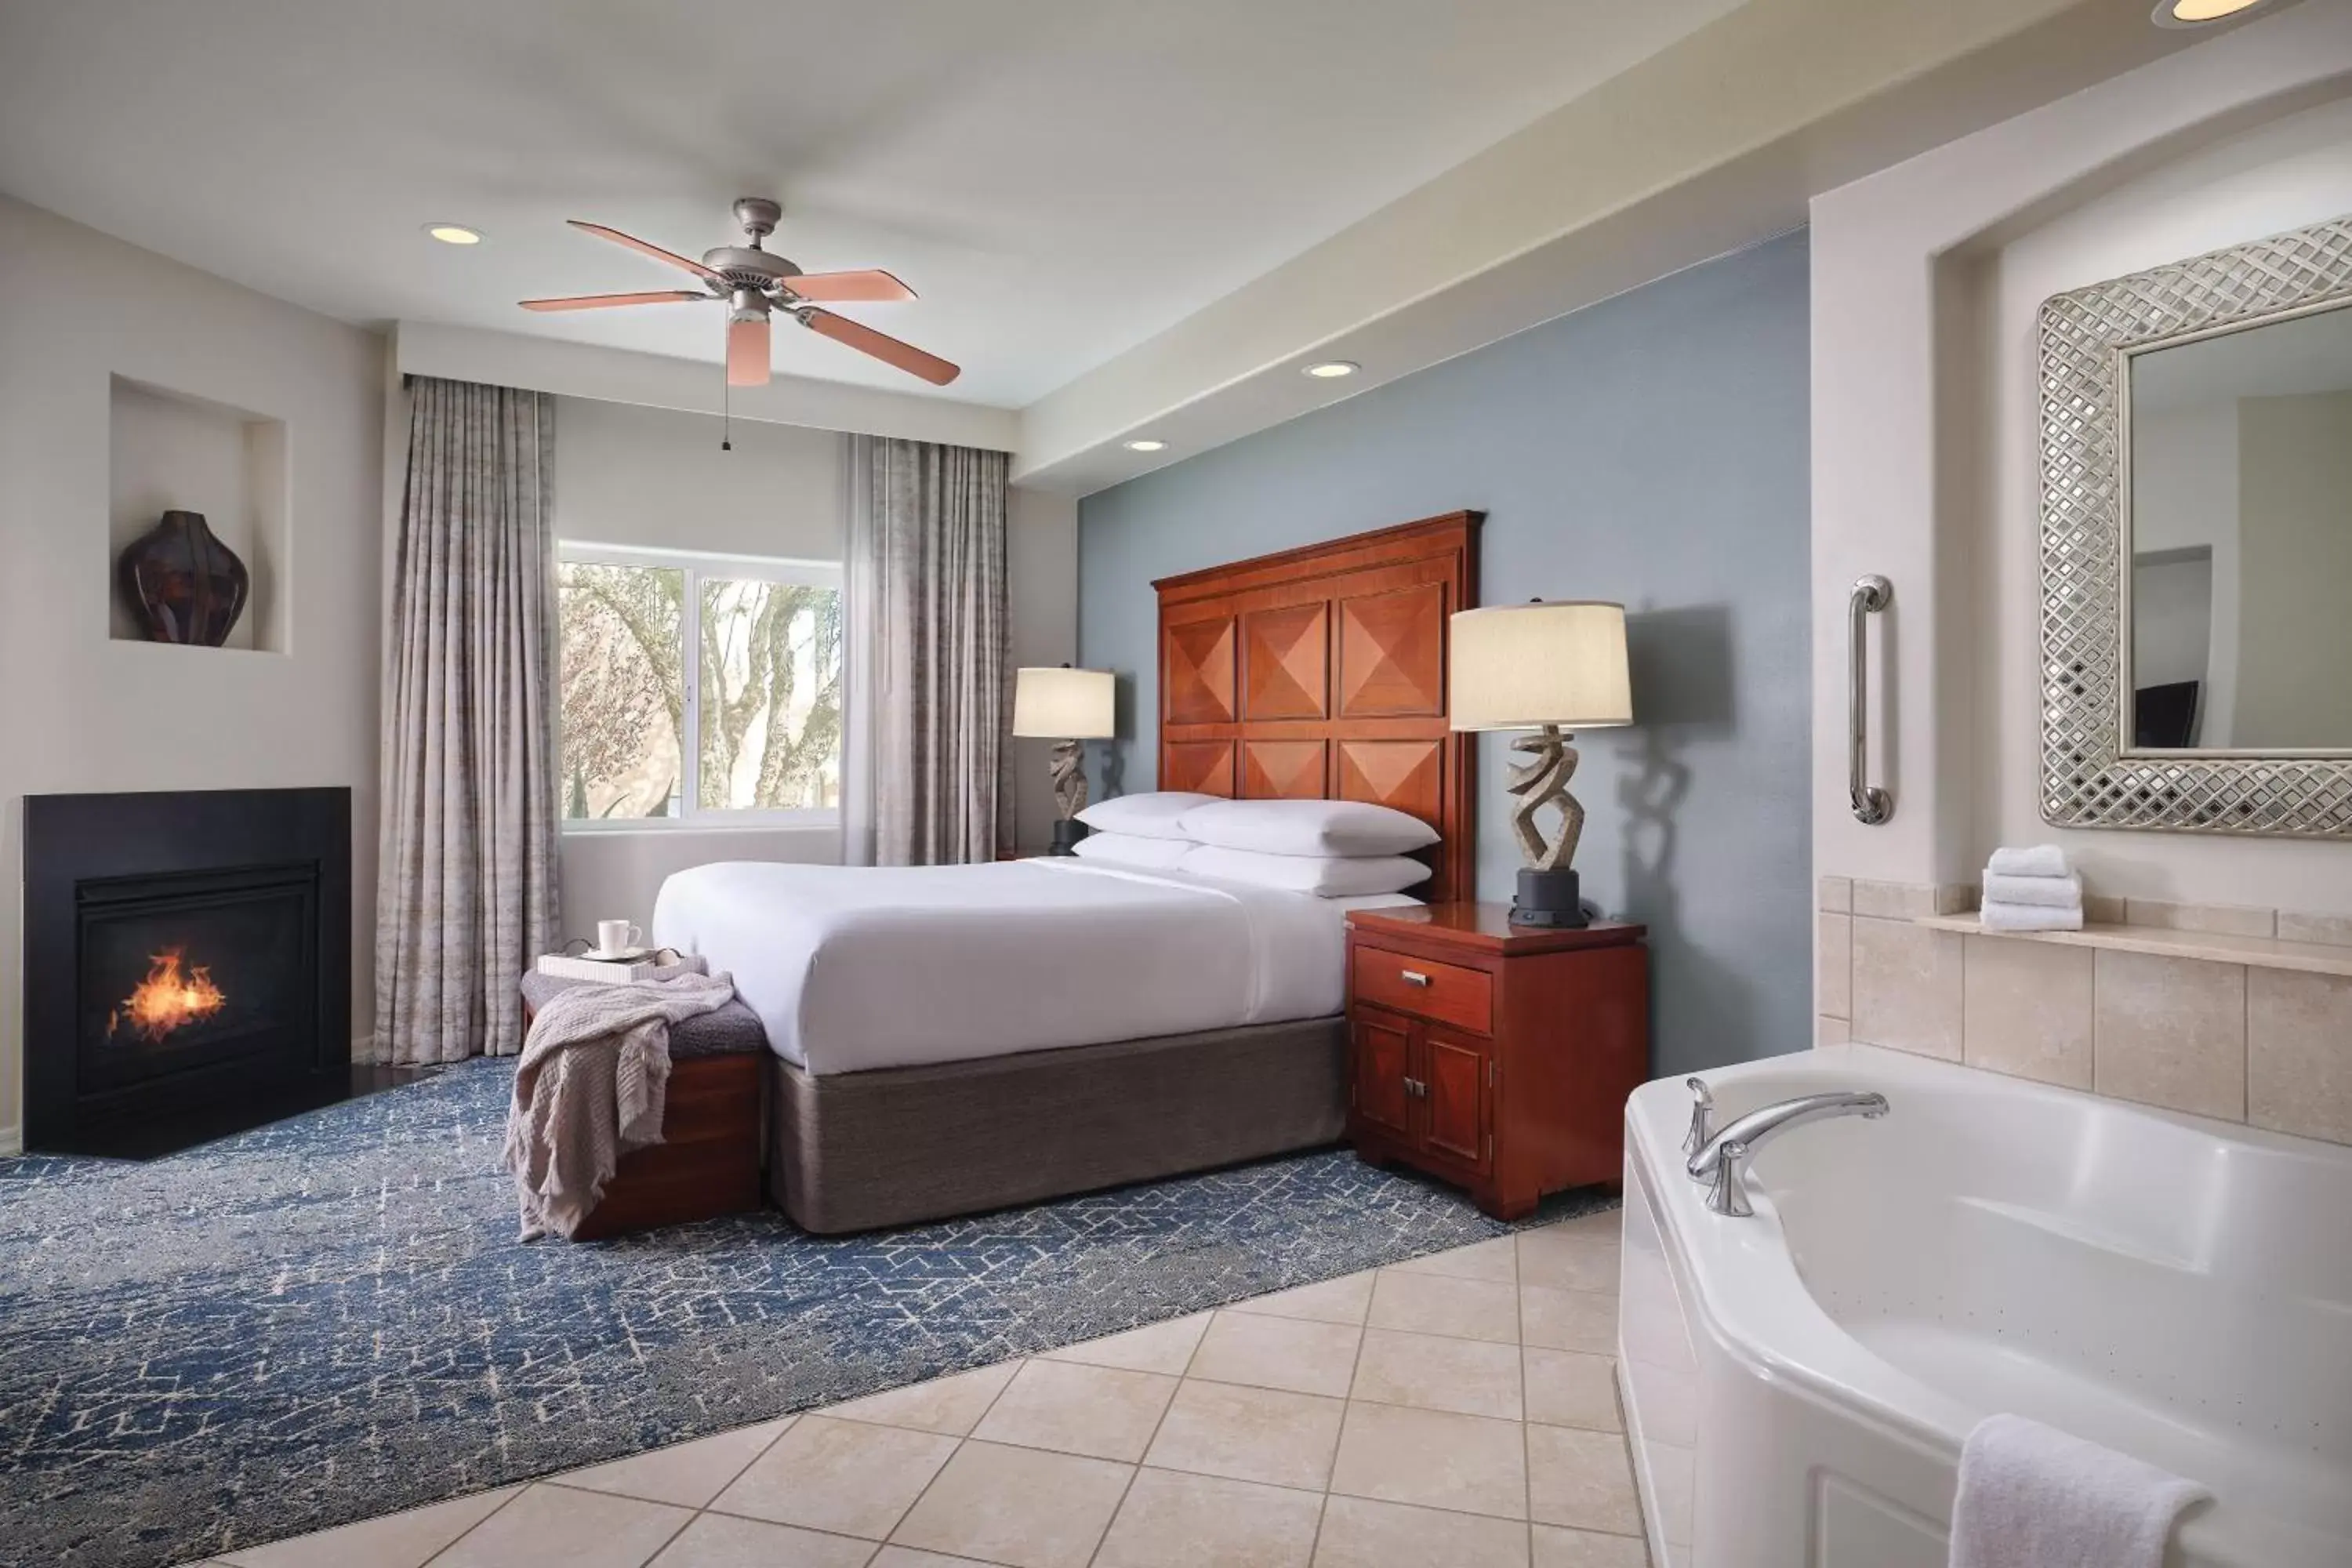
{"left": 1153, "top": 511, "right": 1482, "bottom": 905}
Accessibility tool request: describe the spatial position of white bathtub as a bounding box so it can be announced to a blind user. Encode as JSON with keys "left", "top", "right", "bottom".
{"left": 1617, "top": 1044, "right": 2352, "bottom": 1568}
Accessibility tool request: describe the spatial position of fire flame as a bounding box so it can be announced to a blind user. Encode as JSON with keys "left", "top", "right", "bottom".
{"left": 115, "top": 948, "right": 227, "bottom": 1041}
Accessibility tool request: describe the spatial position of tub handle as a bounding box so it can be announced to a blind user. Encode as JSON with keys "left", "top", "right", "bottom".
{"left": 1849, "top": 575, "right": 1893, "bottom": 826}
{"left": 1707, "top": 1138, "right": 1755, "bottom": 1218}
{"left": 1681, "top": 1077, "right": 1715, "bottom": 1165}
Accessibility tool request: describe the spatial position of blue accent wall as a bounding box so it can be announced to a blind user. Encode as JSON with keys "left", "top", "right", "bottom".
{"left": 1077, "top": 230, "right": 1811, "bottom": 1074}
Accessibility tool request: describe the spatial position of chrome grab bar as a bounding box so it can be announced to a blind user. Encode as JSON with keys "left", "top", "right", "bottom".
{"left": 1848, "top": 575, "right": 1893, "bottom": 826}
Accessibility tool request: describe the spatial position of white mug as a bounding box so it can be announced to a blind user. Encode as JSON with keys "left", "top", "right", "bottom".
{"left": 596, "top": 919, "right": 642, "bottom": 956}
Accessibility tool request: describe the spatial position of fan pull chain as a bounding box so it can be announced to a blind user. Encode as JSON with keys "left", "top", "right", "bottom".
{"left": 720, "top": 371, "right": 732, "bottom": 452}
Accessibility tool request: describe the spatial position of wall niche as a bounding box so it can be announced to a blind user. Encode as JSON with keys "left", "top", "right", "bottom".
{"left": 108, "top": 375, "right": 289, "bottom": 652}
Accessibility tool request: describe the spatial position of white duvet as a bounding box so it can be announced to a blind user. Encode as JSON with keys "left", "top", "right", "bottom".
{"left": 651, "top": 858, "right": 1415, "bottom": 1076}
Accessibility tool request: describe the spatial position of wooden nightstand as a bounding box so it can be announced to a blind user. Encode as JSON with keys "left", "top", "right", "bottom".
{"left": 1344, "top": 902, "right": 1649, "bottom": 1219}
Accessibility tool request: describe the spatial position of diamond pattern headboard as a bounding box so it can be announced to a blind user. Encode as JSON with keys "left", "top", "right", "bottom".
{"left": 1153, "top": 512, "right": 1483, "bottom": 903}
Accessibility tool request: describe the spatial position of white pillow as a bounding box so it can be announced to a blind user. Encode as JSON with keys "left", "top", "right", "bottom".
{"left": 1179, "top": 844, "right": 1431, "bottom": 898}
{"left": 1069, "top": 832, "right": 1193, "bottom": 870}
{"left": 1176, "top": 798, "right": 1440, "bottom": 858}
{"left": 1076, "top": 790, "right": 1218, "bottom": 840}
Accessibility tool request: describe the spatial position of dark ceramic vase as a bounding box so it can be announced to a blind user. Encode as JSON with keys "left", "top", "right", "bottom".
{"left": 118, "top": 510, "right": 250, "bottom": 646}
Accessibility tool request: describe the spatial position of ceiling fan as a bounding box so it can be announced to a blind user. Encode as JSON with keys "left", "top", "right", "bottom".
{"left": 520, "top": 197, "right": 959, "bottom": 388}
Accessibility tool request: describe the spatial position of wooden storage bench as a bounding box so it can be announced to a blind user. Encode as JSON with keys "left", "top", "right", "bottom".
{"left": 519, "top": 972, "right": 768, "bottom": 1240}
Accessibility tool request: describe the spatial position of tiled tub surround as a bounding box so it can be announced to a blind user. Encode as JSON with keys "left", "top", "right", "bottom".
{"left": 1621, "top": 1044, "right": 2352, "bottom": 1568}
{"left": 173, "top": 1217, "right": 1646, "bottom": 1568}
{"left": 1817, "top": 879, "right": 2352, "bottom": 1145}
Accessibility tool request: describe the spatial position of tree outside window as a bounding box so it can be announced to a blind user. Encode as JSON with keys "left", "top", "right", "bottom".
{"left": 557, "top": 549, "right": 842, "bottom": 825}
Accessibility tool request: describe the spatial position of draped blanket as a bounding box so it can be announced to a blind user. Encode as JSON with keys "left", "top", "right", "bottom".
{"left": 502, "top": 971, "right": 737, "bottom": 1240}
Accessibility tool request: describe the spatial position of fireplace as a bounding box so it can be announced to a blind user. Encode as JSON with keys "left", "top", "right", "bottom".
{"left": 24, "top": 788, "right": 350, "bottom": 1155}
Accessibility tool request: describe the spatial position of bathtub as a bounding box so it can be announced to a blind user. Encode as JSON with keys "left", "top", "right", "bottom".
{"left": 1617, "top": 1044, "right": 2352, "bottom": 1568}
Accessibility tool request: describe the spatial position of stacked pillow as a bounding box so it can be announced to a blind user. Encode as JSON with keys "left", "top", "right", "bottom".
{"left": 1068, "top": 833, "right": 1192, "bottom": 870}
{"left": 1073, "top": 793, "right": 1434, "bottom": 897}
{"left": 1076, "top": 791, "right": 1217, "bottom": 840}
{"left": 1178, "top": 799, "right": 1434, "bottom": 897}
{"left": 1073, "top": 790, "right": 1218, "bottom": 870}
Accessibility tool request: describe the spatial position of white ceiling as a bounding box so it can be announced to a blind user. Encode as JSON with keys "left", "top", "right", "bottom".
{"left": 0, "top": 0, "right": 1740, "bottom": 408}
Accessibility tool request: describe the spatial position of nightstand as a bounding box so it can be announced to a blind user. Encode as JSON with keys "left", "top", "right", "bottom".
{"left": 1344, "top": 902, "right": 1649, "bottom": 1219}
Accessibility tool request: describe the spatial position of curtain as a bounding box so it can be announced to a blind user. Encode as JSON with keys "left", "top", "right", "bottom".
{"left": 375, "top": 376, "right": 561, "bottom": 1064}
{"left": 843, "top": 436, "right": 1010, "bottom": 866}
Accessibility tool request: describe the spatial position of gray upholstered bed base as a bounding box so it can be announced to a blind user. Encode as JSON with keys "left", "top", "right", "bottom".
{"left": 766, "top": 1017, "right": 1349, "bottom": 1233}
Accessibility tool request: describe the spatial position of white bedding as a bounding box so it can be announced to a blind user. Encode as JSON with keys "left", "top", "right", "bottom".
{"left": 651, "top": 858, "right": 1416, "bottom": 1076}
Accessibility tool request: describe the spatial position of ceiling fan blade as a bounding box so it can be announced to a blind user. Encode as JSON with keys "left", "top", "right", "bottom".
{"left": 728, "top": 314, "right": 771, "bottom": 387}
{"left": 797, "top": 307, "right": 960, "bottom": 387}
{"left": 568, "top": 220, "right": 726, "bottom": 285}
{"left": 519, "top": 289, "right": 711, "bottom": 312}
{"left": 783, "top": 269, "right": 917, "bottom": 303}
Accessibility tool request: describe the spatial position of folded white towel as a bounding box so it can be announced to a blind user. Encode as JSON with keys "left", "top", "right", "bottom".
{"left": 1951, "top": 1413, "right": 2206, "bottom": 1568}
{"left": 1986, "top": 844, "right": 2070, "bottom": 879}
{"left": 1980, "top": 902, "right": 2085, "bottom": 933}
{"left": 1982, "top": 871, "right": 2083, "bottom": 910}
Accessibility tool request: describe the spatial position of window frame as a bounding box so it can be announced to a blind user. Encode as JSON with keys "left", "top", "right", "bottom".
{"left": 557, "top": 540, "right": 845, "bottom": 833}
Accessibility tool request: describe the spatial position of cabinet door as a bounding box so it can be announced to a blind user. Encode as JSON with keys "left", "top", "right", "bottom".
{"left": 1350, "top": 1011, "right": 1414, "bottom": 1140}
{"left": 1421, "top": 1029, "right": 1492, "bottom": 1173}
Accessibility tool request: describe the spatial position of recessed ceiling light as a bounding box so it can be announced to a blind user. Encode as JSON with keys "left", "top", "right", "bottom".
{"left": 2152, "top": 0, "right": 2270, "bottom": 26}
{"left": 1124, "top": 438, "right": 1167, "bottom": 453}
{"left": 1303, "top": 360, "right": 1360, "bottom": 379}
{"left": 425, "top": 223, "right": 484, "bottom": 245}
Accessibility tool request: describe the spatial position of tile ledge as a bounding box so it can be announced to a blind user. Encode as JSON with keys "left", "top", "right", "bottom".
{"left": 1915, "top": 915, "right": 2352, "bottom": 977}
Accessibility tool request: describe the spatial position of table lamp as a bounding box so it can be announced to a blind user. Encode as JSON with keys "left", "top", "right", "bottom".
{"left": 1448, "top": 601, "right": 1632, "bottom": 927}
{"left": 1011, "top": 665, "right": 1117, "bottom": 855}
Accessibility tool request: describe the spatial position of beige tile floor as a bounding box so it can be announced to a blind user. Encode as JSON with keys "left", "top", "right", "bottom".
{"left": 183, "top": 1211, "right": 1646, "bottom": 1568}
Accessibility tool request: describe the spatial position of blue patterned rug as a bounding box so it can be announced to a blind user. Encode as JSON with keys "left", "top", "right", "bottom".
{"left": 0, "top": 1056, "right": 1608, "bottom": 1567}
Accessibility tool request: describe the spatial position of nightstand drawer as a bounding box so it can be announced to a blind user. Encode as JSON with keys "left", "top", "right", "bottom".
{"left": 1351, "top": 945, "right": 1493, "bottom": 1034}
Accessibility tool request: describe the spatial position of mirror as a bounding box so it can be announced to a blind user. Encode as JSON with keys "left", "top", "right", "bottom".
{"left": 2126, "top": 303, "right": 2352, "bottom": 753}
{"left": 2038, "top": 212, "right": 2352, "bottom": 838}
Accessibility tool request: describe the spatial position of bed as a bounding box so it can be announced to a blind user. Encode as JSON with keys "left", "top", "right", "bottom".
{"left": 655, "top": 511, "right": 1482, "bottom": 1232}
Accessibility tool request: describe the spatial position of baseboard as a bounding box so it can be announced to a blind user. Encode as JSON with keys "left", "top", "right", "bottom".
{"left": 349, "top": 1033, "right": 380, "bottom": 1065}
{"left": 0, "top": 1123, "right": 21, "bottom": 1157}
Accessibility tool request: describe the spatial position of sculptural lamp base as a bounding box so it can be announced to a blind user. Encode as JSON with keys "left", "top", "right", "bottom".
{"left": 1512, "top": 867, "right": 1587, "bottom": 928}
{"left": 1048, "top": 818, "right": 1090, "bottom": 857}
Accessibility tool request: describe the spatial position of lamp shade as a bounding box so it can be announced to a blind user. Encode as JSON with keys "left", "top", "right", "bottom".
{"left": 1012, "top": 666, "right": 1117, "bottom": 739}
{"left": 1448, "top": 601, "right": 1632, "bottom": 731}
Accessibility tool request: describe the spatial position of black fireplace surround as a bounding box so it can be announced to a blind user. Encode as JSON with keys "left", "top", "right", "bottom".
{"left": 24, "top": 787, "right": 351, "bottom": 1154}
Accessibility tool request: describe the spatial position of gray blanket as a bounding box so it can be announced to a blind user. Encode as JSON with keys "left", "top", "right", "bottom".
{"left": 501, "top": 968, "right": 738, "bottom": 1240}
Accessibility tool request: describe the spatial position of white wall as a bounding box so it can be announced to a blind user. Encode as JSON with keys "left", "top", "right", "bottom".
{"left": 0, "top": 194, "right": 386, "bottom": 1143}
{"left": 397, "top": 321, "right": 1018, "bottom": 455}
{"left": 542, "top": 394, "right": 1082, "bottom": 933}
{"left": 548, "top": 397, "right": 848, "bottom": 940}
{"left": 2235, "top": 390, "right": 2352, "bottom": 748}
{"left": 553, "top": 395, "right": 846, "bottom": 561}
{"left": 1809, "top": 3, "right": 2352, "bottom": 920}
{"left": 1006, "top": 486, "right": 1079, "bottom": 854}
{"left": 2130, "top": 401, "right": 2238, "bottom": 744}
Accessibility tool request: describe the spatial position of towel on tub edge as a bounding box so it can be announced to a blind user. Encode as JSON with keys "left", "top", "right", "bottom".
{"left": 1951, "top": 1412, "right": 2208, "bottom": 1568}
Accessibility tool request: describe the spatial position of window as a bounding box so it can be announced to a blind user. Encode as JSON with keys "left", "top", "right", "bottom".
{"left": 557, "top": 545, "right": 844, "bottom": 826}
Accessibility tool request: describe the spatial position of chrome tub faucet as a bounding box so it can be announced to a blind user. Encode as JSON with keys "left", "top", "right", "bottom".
{"left": 1682, "top": 1086, "right": 1889, "bottom": 1217}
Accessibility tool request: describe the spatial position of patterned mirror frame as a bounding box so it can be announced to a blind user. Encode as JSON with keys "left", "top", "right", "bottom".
{"left": 2039, "top": 212, "right": 2352, "bottom": 837}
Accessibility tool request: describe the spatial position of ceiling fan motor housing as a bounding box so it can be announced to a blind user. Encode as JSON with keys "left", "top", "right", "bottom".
{"left": 705, "top": 246, "right": 801, "bottom": 289}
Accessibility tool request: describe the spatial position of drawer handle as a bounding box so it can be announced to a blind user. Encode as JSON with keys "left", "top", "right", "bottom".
{"left": 1398, "top": 970, "right": 1431, "bottom": 987}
